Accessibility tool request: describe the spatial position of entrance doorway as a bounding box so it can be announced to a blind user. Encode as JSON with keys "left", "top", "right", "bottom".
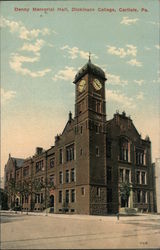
{"left": 16, "top": 198, "right": 19, "bottom": 206}
{"left": 50, "top": 195, "right": 54, "bottom": 207}
{"left": 121, "top": 196, "right": 128, "bottom": 208}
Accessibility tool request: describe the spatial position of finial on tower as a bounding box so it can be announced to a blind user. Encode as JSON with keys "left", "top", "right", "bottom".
{"left": 89, "top": 52, "right": 91, "bottom": 62}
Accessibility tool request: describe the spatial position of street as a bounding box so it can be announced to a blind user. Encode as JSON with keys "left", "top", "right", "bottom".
{"left": 1, "top": 211, "right": 160, "bottom": 249}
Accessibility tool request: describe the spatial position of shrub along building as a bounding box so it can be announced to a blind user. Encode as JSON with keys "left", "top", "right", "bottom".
{"left": 4, "top": 58, "right": 156, "bottom": 214}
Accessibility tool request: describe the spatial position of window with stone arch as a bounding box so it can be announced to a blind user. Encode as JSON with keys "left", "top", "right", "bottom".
{"left": 119, "top": 137, "right": 130, "bottom": 162}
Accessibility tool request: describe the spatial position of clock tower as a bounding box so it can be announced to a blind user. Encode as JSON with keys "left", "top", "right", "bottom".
{"left": 74, "top": 57, "right": 107, "bottom": 215}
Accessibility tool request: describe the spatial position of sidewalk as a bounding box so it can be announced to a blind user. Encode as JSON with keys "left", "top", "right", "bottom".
{"left": 1, "top": 209, "right": 159, "bottom": 221}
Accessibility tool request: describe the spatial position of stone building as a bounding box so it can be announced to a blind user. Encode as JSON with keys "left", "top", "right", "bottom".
{"left": 4, "top": 59, "right": 156, "bottom": 214}
{"left": 153, "top": 158, "right": 160, "bottom": 213}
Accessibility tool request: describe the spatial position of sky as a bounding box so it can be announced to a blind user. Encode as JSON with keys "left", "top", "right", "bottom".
{"left": 1, "top": 0, "right": 160, "bottom": 177}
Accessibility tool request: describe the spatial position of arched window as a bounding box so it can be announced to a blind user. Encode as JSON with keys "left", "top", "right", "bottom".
{"left": 119, "top": 138, "right": 130, "bottom": 162}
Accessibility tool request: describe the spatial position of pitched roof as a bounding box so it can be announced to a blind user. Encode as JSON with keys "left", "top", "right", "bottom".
{"left": 12, "top": 157, "right": 24, "bottom": 168}
{"left": 73, "top": 59, "right": 106, "bottom": 83}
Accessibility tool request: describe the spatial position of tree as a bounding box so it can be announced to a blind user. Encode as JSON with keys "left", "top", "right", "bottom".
{"left": 7, "top": 178, "right": 17, "bottom": 208}
{"left": 120, "top": 182, "right": 131, "bottom": 207}
{"left": 15, "top": 179, "right": 43, "bottom": 211}
{"left": 7, "top": 177, "right": 55, "bottom": 212}
{"left": 0, "top": 188, "right": 8, "bottom": 210}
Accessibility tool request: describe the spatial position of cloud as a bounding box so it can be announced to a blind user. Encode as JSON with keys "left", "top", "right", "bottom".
{"left": 106, "top": 44, "right": 137, "bottom": 58}
{"left": 0, "top": 16, "right": 51, "bottom": 41}
{"left": 61, "top": 45, "right": 98, "bottom": 60}
{"left": 136, "top": 92, "right": 144, "bottom": 100}
{"left": 1, "top": 88, "right": 16, "bottom": 104}
{"left": 153, "top": 78, "right": 160, "bottom": 83}
{"left": 147, "top": 21, "right": 160, "bottom": 26}
{"left": 127, "top": 59, "right": 142, "bottom": 67}
{"left": 52, "top": 66, "right": 76, "bottom": 81}
{"left": 120, "top": 16, "right": 139, "bottom": 25}
{"left": 144, "top": 47, "right": 151, "bottom": 51}
{"left": 9, "top": 53, "right": 51, "bottom": 77}
{"left": 20, "top": 39, "right": 45, "bottom": 56}
{"left": 155, "top": 44, "right": 160, "bottom": 50}
{"left": 134, "top": 80, "right": 145, "bottom": 86}
{"left": 106, "top": 73, "right": 128, "bottom": 86}
{"left": 106, "top": 89, "right": 136, "bottom": 109}
{"left": 1, "top": 17, "right": 53, "bottom": 77}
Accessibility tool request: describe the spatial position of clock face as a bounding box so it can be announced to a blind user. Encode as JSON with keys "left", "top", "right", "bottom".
{"left": 78, "top": 79, "right": 86, "bottom": 93}
{"left": 93, "top": 79, "right": 102, "bottom": 90}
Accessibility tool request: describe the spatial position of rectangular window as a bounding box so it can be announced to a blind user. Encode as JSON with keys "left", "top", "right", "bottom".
{"left": 71, "top": 189, "right": 75, "bottom": 202}
{"left": 80, "top": 125, "right": 83, "bottom": 134}
{"left": 36, "top": 160, "right": 44, "bottom": 173}
{"left": 65, "top": 170, "right": 69, "bottom": 183}
{"left": 96, "top": 187, "right": 101, "bottom": 197}
{"left": 23, "top": 166, "right": 29, "bottom": 177}
{"left": 142, "top": 191, "right": 146, "bottom": 203}
{"left": 96, "top": 146, "right": 100, "bottom": 157}
{"left": 65, "top": 190, "right": 69, "bottom": 203}
{"left": 50, "top": 174, "right": 55, "bottom": 185}
{"left": 141, "top": 172, "right": 146, "bottom": 184}
{"left": 50, "top": 158, "right": 55, "bottom": 168}
{"left": 59, "top": 171, "right": 63, "bottom": 184}
{"left": 59, "top": 191, "right": 62, "bottom": 203}
{"left": 40, "top": 177, "right": 44, "bottom": 186}
{"left": 79, "top": 102, "right": 82, "bottom": 114}
{"left": 137, "top": 190, "right": 141, "bottom": 203}
{"left": 81, "top": 187, "right": 85, "bottom": 196}
{"left": 59, "top": 149, "right": 63, "bottom": 164}
{"left": 71, "top": 169, "right": 75, "bottom": 182}
{"left": 135, "top": 149, "right": 144, "bottom": 165}
{"left": 40, "top": 193, "right": 43, "bottom": 204}
{"left": 119, "top": 169, "right": 124, "bottom": 182}
{"left": 120, "top": 139, "right": 129, "bottom": 162}
{"left": 125, "top": 169, "right": 130, "bottom": 183}
{"left": 66, "top": 144, "right": 74, "bottom": 161}
{"left": 35, "top": 194, "right": 40, "bottom": 203}
{"left": 140, "top": 153, "right": 144, "bottom": 165}
{"left": 107, "top": 188, "right": 112, "bottom": 203}
{"left": 106, "top": 140, "right": 112, "bottom": 158}
{"left": 96, "top": 101, "right": 101, "bottom": 113}
{"left": 107, "top": 167, "right": 112, "bottom": 182}
{"left": 136, "top": 171, "right": 140, "bottom": 184}
{"left": 95, "top": 125, "right": 98, "bottom": 133}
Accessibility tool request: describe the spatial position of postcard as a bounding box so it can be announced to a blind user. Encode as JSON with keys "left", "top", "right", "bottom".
{"left": 1, "top": 0, "right": 160, "bottom": 249}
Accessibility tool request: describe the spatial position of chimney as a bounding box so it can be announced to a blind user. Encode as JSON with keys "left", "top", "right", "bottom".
{"left": 55, "top": 134, "right": 60, "bottom": 143}
{"left": 36, "top": 147, "right": 43, "bottom": 155}
{"left": 69, "top": 111, "right": 72, "bottom": 122}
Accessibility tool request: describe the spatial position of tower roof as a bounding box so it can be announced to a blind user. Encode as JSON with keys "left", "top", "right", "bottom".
{"left": 73, "top": 59, "right": 106, "bottom": 83}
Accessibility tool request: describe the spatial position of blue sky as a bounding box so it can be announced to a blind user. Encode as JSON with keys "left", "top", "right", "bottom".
{"left": 1, "top": 0, "right": 160, "bottom": 176}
